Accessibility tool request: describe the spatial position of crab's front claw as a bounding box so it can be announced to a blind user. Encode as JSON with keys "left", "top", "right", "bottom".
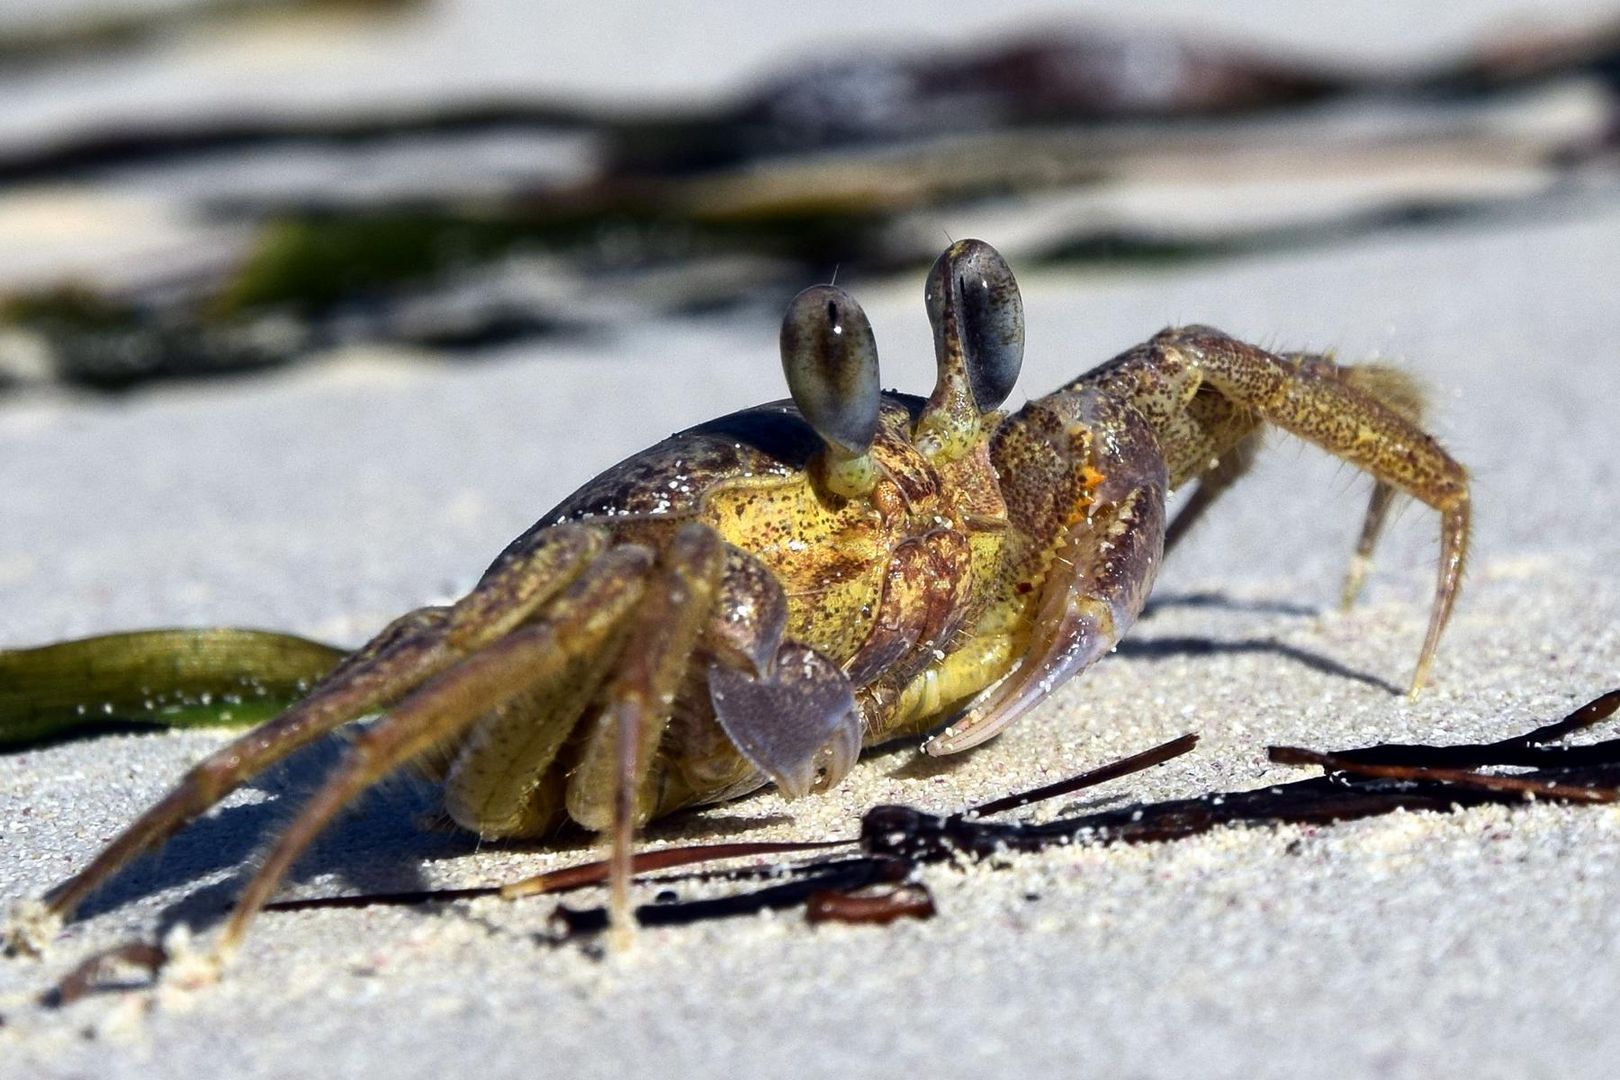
{"left": 701, "top": 545, "right": 863, "bottom": 799}
{"left": 709, "top": 643, "right": 861, "bottom": 800}
{"left": 922, "top": 391, "right": 1167, "bottom": 756}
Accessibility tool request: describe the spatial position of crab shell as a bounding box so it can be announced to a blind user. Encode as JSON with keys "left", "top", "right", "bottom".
{"left": 476, "top": 387, "right": 1010, "bottom": 824}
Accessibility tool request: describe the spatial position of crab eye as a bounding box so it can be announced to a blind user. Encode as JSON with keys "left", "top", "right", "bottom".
{"left": 925, "top": 239, "right": 1024, "bottom": 413}
{"left": 780, "top": 284, "right": 881, "bottom": 456}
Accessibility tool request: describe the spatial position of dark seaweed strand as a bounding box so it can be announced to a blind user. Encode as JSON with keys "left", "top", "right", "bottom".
{"left": 264, "top": 838, "right": 850, "bottom": 913}
{"left": 47, "top": 690, "right": 1620, "bottom": 1001}
{"left": 964, "top": 733, "right": 1198, "bottom": 818}
{"left": 1268, "top": 745, "right": 1620, "bottom": 803}
{"left": 1314, "top": 688, "right": 1620, "bottom": 768}
{"left": 267, "top": 885, "right": 500, "bottom": 913}
{"left": 554, "top": 856, "right": 908, "bottom": 934}
{"left": 291, "top": 690, "right": 1620, "bottom": 935}
{"left": 861, "top": 691, "right": 1620, "bottom": 862}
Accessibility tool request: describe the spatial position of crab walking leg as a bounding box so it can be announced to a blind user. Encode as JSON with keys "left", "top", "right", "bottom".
{"left": 218, "top": 544, "right": 653, "bottom": 953}
{"left": 1162, "top": 356, "right": 1428, "bottom": 612}
{"left": 442, "top": 534, "right": 686, "bottom": 839}
{"left": 27, "top": 525, "right": 605, "bottom": 933}
{"left": 1340, "top": 481, "right": 1398, "bottom": 610}
{"left": 23, "top": 607, "right": 435, "bottom": 932}
{"left": 1163, "top": 431, "right": 1259, "bottom": 555}
{"left": 1162, "top": 424, "right": 1401, "bottom": 608}
{"left": 440, "top": 691, "right": 568, "bottom": 838}
{"left": 1330, "top": 363, "right": 1427, "bottom": 611}
{"left": 439, "top": 582, "right": 654, "bottom": 839}
{"left": 565, "top": 523, "right": 727, "bottom": 944}
{"left": 1153, "top": 329, "right": 1468, "bottom": 692}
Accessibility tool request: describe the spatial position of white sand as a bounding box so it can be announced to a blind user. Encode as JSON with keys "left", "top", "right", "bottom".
{"left": 4, "top": 4, "right": 1620, "bottom": 1077}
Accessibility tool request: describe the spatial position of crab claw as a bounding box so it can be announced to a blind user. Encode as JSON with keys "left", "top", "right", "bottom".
{"left": 709, "top": 643, "right": 862, "bottom": 799}
{"left": 922, "top": 390, "right": 1166, "bottom": 756}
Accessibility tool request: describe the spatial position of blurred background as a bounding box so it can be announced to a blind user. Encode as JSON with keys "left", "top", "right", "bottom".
{"left": 0, "top": 0, "right": 1617, "bottom": 391}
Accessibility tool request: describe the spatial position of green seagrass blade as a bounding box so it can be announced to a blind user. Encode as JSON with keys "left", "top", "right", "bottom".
{"left": 0, "top": 628, "right": 345, "bottom": 750}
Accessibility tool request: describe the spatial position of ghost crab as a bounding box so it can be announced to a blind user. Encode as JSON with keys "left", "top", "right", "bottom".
{"left": 13, "top": 240, "right": 1468, "bottom": 959}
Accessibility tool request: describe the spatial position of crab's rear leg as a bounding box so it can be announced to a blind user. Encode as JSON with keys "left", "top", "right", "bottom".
{"left": 1163, "top": 429, "right": 1260, "bottom": 555}
{"left": 1328, "top": 362, "right": 1430, "bottom": 610}
{"left": 217, "top": 542, "right": 654, "bottom": 954}
{"left": 1159, "top": 328, "right": 1469, "bottom": 692}
{"left": 15, "top": 524, "right": 605, "bottom": 945}
{"left": 1162, "top": 357, "right": 1429, "bottom": 619}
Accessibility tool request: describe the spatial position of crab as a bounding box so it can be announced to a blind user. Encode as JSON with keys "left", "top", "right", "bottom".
{"left": 11, "top": 239, "right": 1469, "bottom": 959}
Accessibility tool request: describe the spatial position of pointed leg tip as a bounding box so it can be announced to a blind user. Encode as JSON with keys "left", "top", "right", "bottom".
{"left": 1406, "top": 667, "right": 1431, "bottom": 699}
{"left": 149, "top": 923, "right": 228, "bottom": 992}
{"left": 5, "top": 900, "right": 61, "bottom": 959}
{"left": 607, "top": 867, "right": 639, "bottom": 953}
{"left": 608, "top": 917, "right": 637, "bottom": 955}
{"left": 215, "top": 905, "right": 258, "bottom": 962}
{"left": 606, "top": 826, "right": 639, "bottom": 952}
{"left": 1340, "top": 557, "right": 1372, "bottom": 612}
{"left": 499, "top": 877, "right": 540, "bottom": 901}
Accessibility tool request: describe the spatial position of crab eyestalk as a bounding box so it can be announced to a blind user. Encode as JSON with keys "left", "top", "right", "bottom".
{"left": 780, "top": 284, "right": 882, "bottom": 498}
{"left": 915, "top": 239, "right": 1025, "bottom": 461}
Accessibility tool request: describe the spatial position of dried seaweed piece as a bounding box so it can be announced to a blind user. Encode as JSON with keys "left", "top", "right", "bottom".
{"left": 1268, "top": 745, "right": 1620, "bottom": 803}
{"left": 965, "top": 733, "right": 1198, "bottom": 817}
{"left": 43, "top": 687, "right": 1615, "bottom": 1007}
{"left": 616, "top": 29, "right": 1351, "bottom": 175}
{"left": 805, "top": 883, "right": 935, "bottom": 926}
{"left": 1313, "top": 687, "right": 1620, "bottom": 768}
{"left": 42, "top": 942, "right": 167, "bottom": 1007}
{"left": 865, "top": 691, "right": 1620, "bottom": 865}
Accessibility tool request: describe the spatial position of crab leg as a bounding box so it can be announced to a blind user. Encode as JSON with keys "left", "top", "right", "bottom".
{"left": 1329, "top": 362, "right": 1427, "bottom": 610}
{"left": 1340, "top": 481, "right": 1398, "bottom": 610}
{"left": 560, "top": 523, "right": 726, "bottom": 943}
{"left": 30, "top": 525, "right": 604, "bottom": 932}
{"left": 1169, "top": 441, "right": 1404, "bottom": 614}
{"left": 1162, "top": 355, "right": 1427, "bottom": 617}
{"left": 218, "top": 543, "right": 653, "bottom": 953}
{"left": 441, "top": 541, "right": 675, "bottom": 839}
{"left": 1163, "top": 431, "right": 1259, "bottom": 555}
{"left": 1156, "top": 329, "right": 1468, "bottom": 692}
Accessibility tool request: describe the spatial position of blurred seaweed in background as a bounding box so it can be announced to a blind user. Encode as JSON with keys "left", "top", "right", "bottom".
{"left": 1, "top": 0, "right": 1619, "bottom": 390}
